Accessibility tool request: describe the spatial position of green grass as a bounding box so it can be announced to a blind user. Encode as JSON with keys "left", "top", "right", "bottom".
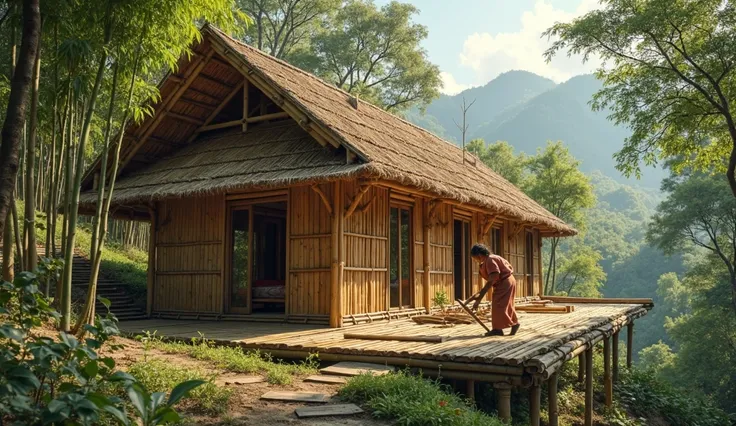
{"left": 148, "top": 337, "right": 318, "bottom": 385}
{"left": 338, "top": 371, "right": 505, "bottom": 426}
{"left": 126, "top": 358, "right": 232, "bottom": 415}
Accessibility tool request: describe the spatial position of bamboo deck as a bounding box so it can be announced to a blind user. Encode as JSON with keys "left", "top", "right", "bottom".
{"left": 120, "top": 303, "right": 648, "bottom": 384}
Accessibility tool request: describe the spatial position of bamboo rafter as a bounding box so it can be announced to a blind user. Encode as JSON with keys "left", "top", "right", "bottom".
{"left": 358, "top": 196, "right": 376, "bottom": 214}
{"left": 344, "top": 185, "right": 371, "bottom": 219}
{"left": 311, "top": 185, "right": 333, "bottom": 215}
{"left": 481, "top": 215, "right": 496, "bottom": 236}
{"left": 187, "top": 79, "right": 245, "bottom": 143}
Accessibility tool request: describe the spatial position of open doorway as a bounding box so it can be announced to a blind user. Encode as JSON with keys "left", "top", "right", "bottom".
{"left": 453, "top": 219, "right": 472, "bottom": 300}
{"left": 227, "top": 200, "right": 287, "bottom": 315}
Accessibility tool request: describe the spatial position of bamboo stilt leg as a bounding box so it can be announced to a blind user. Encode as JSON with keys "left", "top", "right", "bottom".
{"left": 626, "top": 322, "right": 634, "bottom": 368}
{"left": 577, "top": 352, "right": 585, "bottom": 383}
{"left": 548, "top": 373, "right": 559, "bottom": 426}
{"left": 529, "top": 384, "right": 541, "bottom": 426}
{"left": 495, "top": 383, "right": 512, "bottom": 423}
{"left": 585, "top": 347, "right": 593, "bottom": 426}
{"left": 465, "top": 380, "right": 475, "bottom": 402}
{"left": 612, "top": 331, "right": 620, "bottom": 383}
{"left": 604, "top": 336, "right": 612, "bottom": 408}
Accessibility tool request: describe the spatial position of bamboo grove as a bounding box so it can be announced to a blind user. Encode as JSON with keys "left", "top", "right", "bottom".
{"left": 0, "top": 0, "right": 244, "bottom": 334}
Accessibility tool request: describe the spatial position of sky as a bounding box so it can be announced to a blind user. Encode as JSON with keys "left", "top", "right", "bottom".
{"left": 374, "top": 0, "right": 603, "bottom": 95}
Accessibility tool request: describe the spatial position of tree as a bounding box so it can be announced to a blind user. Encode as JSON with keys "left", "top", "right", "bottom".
{"left": 238, "top": 0, "right": 338, "bottom": 58}
{"left": 544, "top": 0, "right": 736, "bottom": 198}
{"left": 647, "top": 172, "right": 736, "bottom": 314}
{"left": 553, "top": 243, "right": 606, "bottom": 297}
{"left": 0, "top": 0, "right": 41, "bottom": 242}
{"left": 294, "top": 0, "right": 441, "bottom": 112}
{"left": 453, "top": 96, "right": 475, "bottom": 163}
{"left": 466, "top": 139, "right": 527, "bottom": 186}
{"left": 525, "top": 141, "right": 595, "bottom": 294}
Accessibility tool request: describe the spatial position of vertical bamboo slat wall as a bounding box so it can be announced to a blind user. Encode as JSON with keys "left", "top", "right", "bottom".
{"left": 342, "top": 183, "right": 389, "bottom": 315}
{"left": 429, "top": 203, "right": 453, "bottom": 300}
{"left": 289, "top": 185, "right": 332, "bottom": 315}
{"left": 413, "top": 198, "right": 424, "bottom": 309}
{"left": 153, "top": 194, "right": 224, "bottom": 313}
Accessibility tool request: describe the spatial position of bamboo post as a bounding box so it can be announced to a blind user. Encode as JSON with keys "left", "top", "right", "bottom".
{"left": 338, "top": 184, "right": 345, "bottom": 327}
{"left": 529, "top": 384, "right": 541, "bottom": 426}
{"left": 329, "top": 181, "right": 341, "bottom": 327}
{"left": 422, "top": 199, "right": 431, "bottom": 312}
{"left": 577, "top": 352, "right": 585, "bottom": 383}
{"left": 612, "top": 331, "right": 620, "bottom": 383}
{"left": 242, "top": 78, "right": 249, "bottom": 132}
{"left": 604, "top": 336, "right": 613, "bottom": 408}
{"left": 494, "top": 383, "right": 512, "bottom": 423}
{"left": 548, "top": 373, "right": 559, "bottom": 426}
{"left": 146, "top": 207, "right": 157, "bottom": 316}
{"left": 465, "top": 380, "right": 475, "bottom": 402}
{"left": 584, "top": 347, "right": 593, "bottom": 426}
{"left": 627, "top": 322, "right": 634, "bottom": 368}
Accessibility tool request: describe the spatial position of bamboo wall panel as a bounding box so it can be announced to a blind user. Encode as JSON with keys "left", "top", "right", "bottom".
{"left": 506, "top": 222, "right": 529, "bottom": 298}
{"left": 289, "top": 185, "right": 332, "bottom": 315}
{"left": 429, "top": 203, "right": 453, "bottom": 305}
{"left": 153, "top": 194, "right": 224, "bottom": 313}
{"left": 533, "top": 229, "right": 541, "bottom": 296}
{"left": 414, "top": 198, "right": 425, "bottom": 309}
{"left": 343, "top": 182, "right": 389, "bottom": 315}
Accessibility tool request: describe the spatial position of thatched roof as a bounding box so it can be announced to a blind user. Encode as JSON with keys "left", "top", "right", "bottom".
{"left": 79, "top": 24, "right": 576, "bottom": 236}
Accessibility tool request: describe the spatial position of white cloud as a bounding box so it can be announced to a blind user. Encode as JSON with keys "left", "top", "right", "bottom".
{"left": 457, "top": 0, "right": 602, "bottom": 85}
{"left": 439, "top": 71, "right": 472, "bottom": 95}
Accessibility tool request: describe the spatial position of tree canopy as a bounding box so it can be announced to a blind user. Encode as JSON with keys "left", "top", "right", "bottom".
{"left": 544, "top": 0, "right": 736, "bottom": 198}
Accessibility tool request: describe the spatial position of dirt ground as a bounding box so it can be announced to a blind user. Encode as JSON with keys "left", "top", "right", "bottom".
{"left": 105, "top": 335, "right": 389, "bottom": 426}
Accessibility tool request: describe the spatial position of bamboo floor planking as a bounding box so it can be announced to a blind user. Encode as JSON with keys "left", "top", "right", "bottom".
{"left": 120, "top": 304, "right": 646, "bottom": 367}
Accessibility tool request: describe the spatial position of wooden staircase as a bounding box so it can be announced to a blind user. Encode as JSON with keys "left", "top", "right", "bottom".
{"left": 2, "top": 247, "right": 147, "bottom": 321}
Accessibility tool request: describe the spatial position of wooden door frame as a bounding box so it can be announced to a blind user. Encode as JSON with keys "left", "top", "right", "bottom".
{"left": 388, "top": 201, "right": 414, "bottom": 310}
{"left": 224, "top": 195, "right": 288, "bottom": 315}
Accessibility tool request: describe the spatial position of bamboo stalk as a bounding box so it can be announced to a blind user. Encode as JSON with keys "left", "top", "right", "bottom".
{"left": 343, "top": 333, "right": 445, "bottom": 343}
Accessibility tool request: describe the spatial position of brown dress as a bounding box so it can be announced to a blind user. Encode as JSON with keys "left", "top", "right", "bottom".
{"left": 480, "top": 254, "right": 519, "bottom": 330}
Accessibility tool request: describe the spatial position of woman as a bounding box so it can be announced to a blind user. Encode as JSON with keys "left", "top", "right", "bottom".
{"left": 464, "top": 244, "right": 520, "bottom": 336}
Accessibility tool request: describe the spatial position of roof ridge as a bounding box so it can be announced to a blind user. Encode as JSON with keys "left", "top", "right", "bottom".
{"left": 204, "top": 24, "right": 513, "bottom": 191}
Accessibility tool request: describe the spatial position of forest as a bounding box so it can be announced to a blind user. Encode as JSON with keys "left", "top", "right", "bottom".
{"left": 0, "top": 0, "right": 734, "bottom": 424}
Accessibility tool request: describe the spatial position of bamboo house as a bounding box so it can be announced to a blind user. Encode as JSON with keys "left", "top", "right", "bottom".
{"left": 80, "top": 25, "right": 653, "bottom": 426}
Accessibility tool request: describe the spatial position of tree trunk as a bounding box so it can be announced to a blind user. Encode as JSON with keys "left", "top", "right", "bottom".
{"left": 23, "top": 40, "right": 41, "bottom": 272}
{"left": 0, "top": 0, "right": 39, "bottom": 246}
{"left": 2, "top": 208, "right": 13, "bottom": 281}
{"left": 60, "top": 14, "right": 113, "bottom": 332}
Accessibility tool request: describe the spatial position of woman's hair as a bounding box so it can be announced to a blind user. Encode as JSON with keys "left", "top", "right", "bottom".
{"left": 470, "top": 244, "right": 491, "bottom": 257}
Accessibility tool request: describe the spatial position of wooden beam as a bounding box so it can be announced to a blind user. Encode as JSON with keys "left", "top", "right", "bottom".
{"left": 120, "top": 50, "right": 214, "bottom": 173}
{"left": 167, "top": 112, "right": 204, "bottom": 126}
{"left": 187, "top": 80, "right": 245, "bottom": 143}
{"left": 311, "top": 185, "right": 333, "bottom": 216}
{"left": 344, "top": 185, "right": 370, "bottom": 219}
{"left": 585, "top": 347, "right": 593, "bottom": 426}
{"left": 198, "top": 119, "right": 241, "bottom": 132}
{"left": 548, "top": 373, "right": 559, "bottom": 426}
{"left": 246, "top": 111, "right": 289, "bottom": 124}
{"left": 604, "top": 336, "right": 613, "bottom": 408}
{"left": 481, "top": 215, "right": 496, "bottom": 236}
{"left": 358, "top": 196, "right": 376, "bottom": 214}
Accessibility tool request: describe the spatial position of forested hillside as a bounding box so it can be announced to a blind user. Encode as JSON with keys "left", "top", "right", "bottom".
{"left": 406, "top": 72, "right": 666, "bottom": 188}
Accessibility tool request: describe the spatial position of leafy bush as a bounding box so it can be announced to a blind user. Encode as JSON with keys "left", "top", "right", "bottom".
{"left": 0, "top": 271, "right": 202, "bottom": 425}
{"left": 339, "top": 371, "right": 504, "bottom": 426}
{"left": 126, "top": 359, "right": 231, "bottom": 415}
{"left": 615, "top": 369, "right": 729, "bottom": 426}
{"left": 147, "top": 336, "right": 318, "bottom": 384}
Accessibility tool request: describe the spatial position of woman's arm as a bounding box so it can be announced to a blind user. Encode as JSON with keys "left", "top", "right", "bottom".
{"left": 467, "top": 271, "right": 499, "bottom": 310}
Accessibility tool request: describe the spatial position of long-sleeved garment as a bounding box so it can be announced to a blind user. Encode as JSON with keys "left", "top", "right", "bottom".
{"left": 479, "top": 255, "right": 519, "bottom": 330}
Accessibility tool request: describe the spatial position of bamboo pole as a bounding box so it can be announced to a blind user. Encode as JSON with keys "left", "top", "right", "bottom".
{"left": 465, "top": 380, "right": 475, "bottom": 402}
{"left": 494, "top": 383, "right": 512, "bottom": 423}
{"left": 423, "top": 199, "right": 431, "bottom": 312}
{"left": 343, "top": 333, "right": 445, "bottom": 343}
{"left": 548, "top": 373, "right": 559, "bottom": 426}
{"left": 147, "top": 207, "right": 156, "bottom": 316}
{"left": 542, "top": 296, "right": 653, "bottom": 305}
{"left": 604, "top": 336, "right": 612, "bottom": 408}
{"left": 529, "top": 384, "right": 541, "bottom": 426}
{"left": 578, "top": 352, "right": 585, "bottom": 383}
{"left": 329, "top": 180, "right": 341, "bottom": 327}
{"left": 584, "top": 347, "right": 593, "bottom": 426}
{"left": 627, "top": 322, "right": 633, "bottom": 368}
{"left": 612, "top": 330, "right": 620, "bottom": 383}
{"left": 344, "top": 185, "right": 370, "bottom": 219}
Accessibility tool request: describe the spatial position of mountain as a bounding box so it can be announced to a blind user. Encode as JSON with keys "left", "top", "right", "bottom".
{"left": 406, "top": 71, "right": 665, "bottom": 188}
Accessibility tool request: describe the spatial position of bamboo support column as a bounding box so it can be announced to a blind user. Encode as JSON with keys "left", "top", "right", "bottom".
{"left": 584, "top": 347, "right": 593, "bottom": 426}
{"left": 548, "top": 373, "right": 559, "bottom": 426}
{"left": 604, "top": 336, "right": 613, "bottom": 408}
{"left": 329, "top": 181, "right": 343, "bottom": 327}
{"left": 529, "top": 384, "right": 541, "bottom": 426}
{"left": 422, "top": 199, "right": 431, "bottom": 312}
{"left": 146, "top": 207, "right": 157, "bottom": 316}
{"left": 626, "top": 322, "right": 634, "bottom": 368}
{"left": 465, "top": 380, "right": 475, "bottom": 402}
{"left": 577, "top": 352, "right": 585, "bottom": 383}
{"left": 612, "top": 330, "right": 620, "bottom": 383}
{"left": 494, "top": 383, "right": 512, "bottom": 423}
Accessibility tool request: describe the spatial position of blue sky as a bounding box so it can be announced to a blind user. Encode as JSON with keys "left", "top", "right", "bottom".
{"left": 374, "top": 0, "right": 602, "bottom": 94}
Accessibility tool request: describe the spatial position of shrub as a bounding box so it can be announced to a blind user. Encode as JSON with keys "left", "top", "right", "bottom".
{"left": 147, "top": 336, "right": 318, "bottom": 385}
{"left": 339, "top": 371, "right": 504, "bottom": 426}
{"left": 0, "top": 271, "right": 203, "bottom": 425}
